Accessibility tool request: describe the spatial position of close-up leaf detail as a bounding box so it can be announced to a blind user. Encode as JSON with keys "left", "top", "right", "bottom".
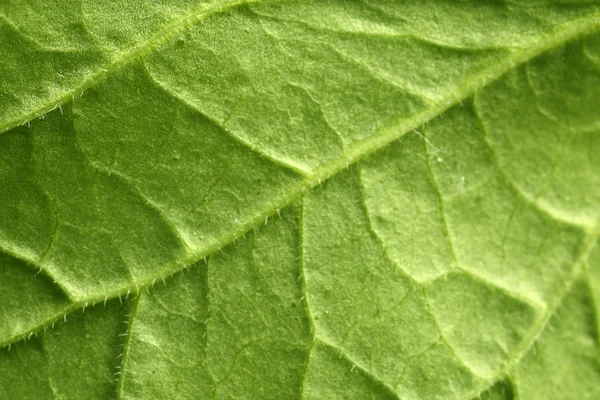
{"left": 0, "top": 1, "right": 599, "bottom": 399}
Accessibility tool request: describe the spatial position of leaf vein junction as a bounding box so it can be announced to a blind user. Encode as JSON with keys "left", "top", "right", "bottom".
{"left": 1, "top": 15, "right": 599, "bottom": 356}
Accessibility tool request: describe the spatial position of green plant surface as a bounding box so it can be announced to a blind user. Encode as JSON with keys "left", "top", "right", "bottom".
{"left": 0, "top": 1, "right": 599, "bottom": 399}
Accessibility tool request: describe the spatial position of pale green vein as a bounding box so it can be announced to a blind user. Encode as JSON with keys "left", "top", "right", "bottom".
{"left": 251, "top": 7, "right": 512, "bottom": 52}
{"left": 459, "top": 231, "right": 599, "bottom": 400}
{"left": 210, "top": 339, "right": 266, "bottom": 399}
{"left": 0, "top": 14, "right": 80, "bottom": 53}
{"left": 93, "top": 165, "right": 194, "bottom": 252}
{"left": 582, "top": 265, "right": 600, "bottom": 356}
{"left": 143, "top": 66, "right": 312, "bottom": 177}
{"left": 0, "top": 0, "right": 259, "bottom": 135}
{"left": 326, "top": 43, "right": 436, "bottom": 105}
{"left": 0, "top": 241, "right": 73, "bottom": 300}
{"left": 421, "top": 290, "right": 483, "bottom": 380}
{"left": 296, "top": 201, "right": 317, "bottom": 400}
{"left": 422, "top": 131, "right": 460, "bottom": 269}
{"left": 1, "top": 15, "right": 599, "bottom": 350}
{"left": 421, "top": 130, "right": 548, "bottom": 310}
{"left": 316, "top": 338, "right": 402, "bottom": 400}
{"left": 116, "top": 294, "right": 140, "bottom": 400}
{"left": 355, "top": 164, "right": 424, "bottom": 284}
{"left": 472, "top": 95, "right": 598, "bottom": 231}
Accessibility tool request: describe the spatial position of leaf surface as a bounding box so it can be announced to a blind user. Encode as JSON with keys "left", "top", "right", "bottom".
{"left": 0, "top": 1, "right": 599, "bottom": 399}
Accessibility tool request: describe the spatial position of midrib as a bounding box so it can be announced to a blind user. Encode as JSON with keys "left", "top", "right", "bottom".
{"left": 1, "top": 9, "right": 599, "bottom": 352}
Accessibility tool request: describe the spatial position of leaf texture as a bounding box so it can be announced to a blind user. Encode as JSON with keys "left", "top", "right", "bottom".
{"left": 0, "top": 1, "right": 599, "bottom": 399}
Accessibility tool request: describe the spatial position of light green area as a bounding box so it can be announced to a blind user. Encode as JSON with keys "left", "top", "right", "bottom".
{"left": 0, "top": 1, "right": 599, "bottom": 399}
{"left": 0, "top": 298, "right": 128, "bottom": 399}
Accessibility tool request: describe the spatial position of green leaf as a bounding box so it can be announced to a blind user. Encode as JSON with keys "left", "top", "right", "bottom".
{"left": 1, "top": 1, "right": 599, "bottom": 399}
